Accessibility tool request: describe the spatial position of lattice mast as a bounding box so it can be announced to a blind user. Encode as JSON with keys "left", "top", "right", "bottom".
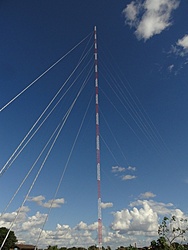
{"left": 94, "top": 26, "right": 102, "bottom": 249}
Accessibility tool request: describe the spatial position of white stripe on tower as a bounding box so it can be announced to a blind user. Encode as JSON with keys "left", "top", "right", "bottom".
{"left": 94, "top": 26, "right": 102, "bottom": 250}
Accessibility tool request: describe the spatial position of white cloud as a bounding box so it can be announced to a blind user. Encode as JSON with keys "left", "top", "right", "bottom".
{"left": 128, "top": 166, "right": 136, "bottom": 171}
{"left": 101, "top": 202, "right": 113, "bottom": 209}
{"left": 122, "top": 0, "right": 180, "bottom": 40}
{"left": 0, "top": 212, "right": 17, "bottom": 229}
{"left": 177, "top": 35, "right": 188, "bottom": 50}
{"left": 21, "top": 211, "right": 47, "bottom": 230}
{"left": 111, "top": 200, "right": 158, "bottom": 235}
{"left": 0, "top": 207, "right": 97, "bottom": 248}
{"left": 172, "top": 34, "right": 188, "bottom": 57}
{"left": 1, "top": 200, "right": 187, "bottom": 249}
{"left": 168, "top": 35, "right": 188, "bottom": 73}
{"left": 27, "top": 195, "right": 45, "bottom": 205}
{"left": 43, "top": 198, "right": 65, "bottom": 208}
{"left": 87, "top": 222, "right": 98, "bottom": 231}
{"left": 103, "top": 230, "right": 143, "bottom": 247}
{"left": 110, "top": 199, "right": 188, "bottom": 242}
{"left": 74, "top": 221, "right": 88, "bottom": 231}
{"left": 173, "top": 209, "right": 185, "bottom": 219}
{"left": 122, "top": 1, "right": 140, "bottom": 26}
{"left": 112, "top": 166, "right": 137, "bottom": 181}
{"left": 18, "top": 206, "right": 30, "bottom": 213}
{"left": 74, "top": 221, "right": 98, "bottom": 232}
{"left": 130, "top": 199, "right": 174, "bottom": 215}
{"left": 170, "top": 35, "right": 188, "bottom": 58}
{"left": 122, "top": 174, "right": 136, "bottom": 180}
{"left": 112, "top": 166, "right": 136, "bottom": 176}
{"left": 112, "top": 166, "right": 126, "bottom": 173}
{"left": 139, "top": 192, "right": 156, "bottom": 199}
{"left": 168, "top": 64, "right": 174, "bottom": 72}
{"left": 27, "top": 195, "right": 65, "bottom": 208}
{"left": 56, "top": 223, "right": 70, "bottom": 230}
{"left": 0, "top": 206, "right": 30, "bottom": 228}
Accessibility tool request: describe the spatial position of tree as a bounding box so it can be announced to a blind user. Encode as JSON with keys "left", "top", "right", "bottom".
{"left": 158, "top": 216, "right": 188, "bottom": 249}
{"left": 127, "top": 245, "right": 137, "bottom": 250}
{"left": 67, "top": 247, "right": 77, "bottom": 250}
{"left": 88, "top": 246, "right": 98, "bottom": 250}
{"left": 47, "top": 245, "right": 59, "bottom": 250}
{"left": 77, "top": 247, "right": 87, "bottom": 250}
{"left": 0, "top": 227, "right": 17, "bottom": 250}
{"left": 157, "top": 236, "right": 169, "bottom": 250}
{"left": 59, "top": 247, "right": 67, "bottom": 250}
{"left": 115, "top": 247, "right": 126, "bottom": 250}
{"left": 151, "top": 240, "right": 158, "bottom": 249}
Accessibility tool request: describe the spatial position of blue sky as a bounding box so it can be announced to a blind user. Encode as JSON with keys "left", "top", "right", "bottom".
{"left": 1, "top": 0, "right": 188, "bottom": 249}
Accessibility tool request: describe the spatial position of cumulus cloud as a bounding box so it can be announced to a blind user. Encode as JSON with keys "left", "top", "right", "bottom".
{"left": 22, "top": 211, "right": 47, "bottom": 231}
{"left": 128, "top": 166, "right": 136, "bottom": 171}
{"left": 112, "top": 166, "right": 136, "bottom": 173}
{"left": 177, "top": 35, "right": 188, "bottom": 51}
{"left": 56, "top": 223, "right": 70, "bottom": 230}
{"left": 139, "top": 191, "right": 156, "bottom": 199}
{"left": 110, "top": 199, "right": 188, "bottom": 240}
{"left": 0, "top": 206, "right": 30, "bottom": 228}
{"left": 43, "top": 198, "right": 65, "bottom": 208}
{"left": 74, "top": 221, "right": 98, "bottom": 232}
{"left": 0, "top": 207, "right": 97, "bottom": 248}
{"left": 168, "top": 35, "right": 188, "bottom": 74}
{"left": 0, "top": 199, "right": 187, "bottom": 249}
{"left": 101, "top": 202, "right": 113, "bottom": 209}
{"left": 111, "top": 200, "right": 158, "bottom": 235}
{"left": 123, "top": 1, "right": 140, "bottom": 27}
{"left": 112, "top": 166, "right": 137, "bottom": 181}
{"left": 27, "top": 195, "right": 65, "bottom": 208}
{"left": 130, "top": 199, "right": 174, "bottom": 215}
{"left": 112, "top": 166, "right": 126, "bottom": 173}
{"left": 122, "top": 0, "right": 180, "bottom": 40}
{"left": 122, "top": 174, "right": 136, "bottom": 180}
{"left": 0, "top": 212, "right": 17, "bottom": 228}
{"left": 45, "top": 223, "right": 96, "bottom": 247}
{"left": 74, "top": 221, "right": 88, "bottom": 231}
{"left": 87, "top": 222, "right": 98, "bottom": 231}
{"left": 103, "top": 230, "right": 142, "bottom": 247}
{"left": 0, "top": 207, "right": 48, "bottom": 244}
{"left": 27, "top": 195, "right": 45, "bottom": 205}
{"left": 171, "top": 34, "right": 188, "bottom": 57}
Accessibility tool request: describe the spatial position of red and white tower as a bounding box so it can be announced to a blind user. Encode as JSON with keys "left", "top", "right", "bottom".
{"left": 94, "top": 26, "right": 102, "bottom": 250}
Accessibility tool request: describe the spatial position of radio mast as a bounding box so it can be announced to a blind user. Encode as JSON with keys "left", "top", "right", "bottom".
{"left": 94, "top": 26, "right": 102, "bottom": 250}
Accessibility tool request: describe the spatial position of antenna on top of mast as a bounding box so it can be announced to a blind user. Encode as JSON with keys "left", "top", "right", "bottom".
{"left": 94, "top": 25, "right": 102, "bottom": 250}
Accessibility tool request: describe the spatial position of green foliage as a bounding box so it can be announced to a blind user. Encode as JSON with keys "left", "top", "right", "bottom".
{"left": 115, "top": 247, "right": 126, "bottom": 250}
{"left": 0, "top": 227, "right": 17, "bottom": 250}
{"left": 151, "top": 216, "right": 188, "bottom": 250}
{"left": 127, "top": 245, "right": 137, "bottom": 250}
{"left": 172, "top": 243, "right": 185, "bottom": 250}
{"left": 77, "top": 247, "right": 87, "bottom": 250}
{"left": 158, "top": 216, "right": 188, "bottom": 247}
{"left": 116, "top": 245, "right": 137, "bottom": 250}
{"left": 157, "top": 236, "right": 169, "bottom": 250}
{"left": 47, "top": 246, "right": 59, "bottom": 250}
{"left": 88, "top": 246, "right": 98, "bottom": 250}
{"left": 59, "top": 247, "right": 68, "bottom": 250}
{"left": 151, "top": 240, "right": 157, "bottom": 248}
{"left": 67, "top": 247, "right": 78, "bottom": 250}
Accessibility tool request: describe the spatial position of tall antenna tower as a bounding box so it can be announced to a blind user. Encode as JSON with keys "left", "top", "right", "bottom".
{"left": 94, "top": 26, "right": 102, "bottom": 249}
